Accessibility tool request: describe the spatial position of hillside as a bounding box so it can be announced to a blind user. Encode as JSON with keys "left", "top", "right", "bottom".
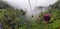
{"left": 37, "top": 0, "right": 60, "bottom": 29}
{"left": 0, "top": 0, "right": 60, "bottom": 29}
{"left": 0, "top": 1, "right": 27, "bottom": 29}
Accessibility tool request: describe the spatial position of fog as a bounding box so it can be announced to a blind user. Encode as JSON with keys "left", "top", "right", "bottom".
{"left": 2, "top": 0, "right": 57, "bottom": 17}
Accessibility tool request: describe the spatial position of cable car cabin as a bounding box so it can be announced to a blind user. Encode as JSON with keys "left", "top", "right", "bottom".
{"left": 44, "top": 14, "right": 50, "bottom": 22}
{"left": 32, "top": 15, "right": 34, "bottom": 17}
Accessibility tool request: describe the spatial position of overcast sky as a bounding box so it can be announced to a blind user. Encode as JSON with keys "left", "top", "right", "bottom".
{"left": 3, "top": 0, "right": 57, "bottom": 9}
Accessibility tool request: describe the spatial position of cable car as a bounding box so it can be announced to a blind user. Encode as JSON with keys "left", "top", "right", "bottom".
{"left": 32, "top": 15, "right": 34, "bottom": 17}
{"left": 44, "top": 14, "right": 50, "bottom": 22}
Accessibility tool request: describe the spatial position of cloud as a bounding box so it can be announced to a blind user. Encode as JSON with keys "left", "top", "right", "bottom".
{"left": 2, "top": 0, "right": 57, "bottom": 8}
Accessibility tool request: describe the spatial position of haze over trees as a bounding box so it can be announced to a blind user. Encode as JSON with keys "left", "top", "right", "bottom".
{"left": 0, "top": 0, "right": 60, "bottom": 29}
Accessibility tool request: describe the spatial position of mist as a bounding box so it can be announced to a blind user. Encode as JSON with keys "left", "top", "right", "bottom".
{"left": 2, "top": 0, "right": 57, "bottom": 18}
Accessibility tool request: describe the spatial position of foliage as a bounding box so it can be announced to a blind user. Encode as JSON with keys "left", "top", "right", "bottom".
{"left": 0, "top": 0, "right": 60, "bottom": 29}
{"left": 0, "top": 1, "right": 27, "bottom": 29}
{"left": 30, "top": 0, "right": 60, "bottom": 29}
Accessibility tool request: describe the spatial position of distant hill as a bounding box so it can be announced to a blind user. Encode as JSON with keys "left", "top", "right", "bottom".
{"left": 0, "top": 1, "right": 12, "bottom": 9}
{"left": 48, "top": 0, "right": 60, "bottom": 13}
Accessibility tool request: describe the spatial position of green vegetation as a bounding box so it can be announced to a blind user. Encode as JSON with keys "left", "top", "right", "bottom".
{"left": 33, "top": 0, "right": 60, "bottom": 29}
{"left": 0, "top": 0, "right": 60, "bottom": 29}
{"left": 30, "top": 0, "right": 60, "bottom": 29}
{"left": 0, "top": 1, "right": 28, "bottom": 29}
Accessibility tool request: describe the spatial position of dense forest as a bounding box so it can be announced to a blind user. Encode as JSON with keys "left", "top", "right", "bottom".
{"left": 0, "top": 0, "right": 60, "bottom": 29}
